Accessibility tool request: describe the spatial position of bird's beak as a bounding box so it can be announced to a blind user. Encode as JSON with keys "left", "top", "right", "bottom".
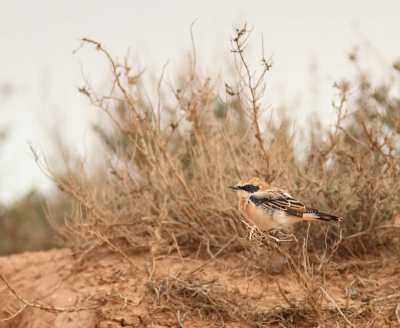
{"left": 228, "top": 185, "right": 239, "bottom": 190}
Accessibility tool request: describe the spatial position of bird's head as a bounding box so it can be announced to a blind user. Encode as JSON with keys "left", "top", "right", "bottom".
{"left": 228, "top": 177, "right": 266, "bottom": 197}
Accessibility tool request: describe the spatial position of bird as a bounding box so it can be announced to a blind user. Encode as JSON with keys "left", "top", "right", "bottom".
{"left": 229, "top": 177, "right": 341, "bottom": 232}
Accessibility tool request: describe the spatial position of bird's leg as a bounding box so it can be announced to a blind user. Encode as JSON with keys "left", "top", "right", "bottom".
{"left": 272, "top": 230, "right": 280, "bottom": 239}
{"left": 261, "top": 229, "right": 298, "bottom": 243}
{"left": 266, "top": 233, "right": 281, "bottom": 243}
{"left": 260, "top": 229, "right": 281, "bottom": 242}
{"left": 276, "top": 230, "right": 290, "bottom": 238}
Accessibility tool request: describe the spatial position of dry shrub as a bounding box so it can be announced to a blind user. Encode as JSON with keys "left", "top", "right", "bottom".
{"left": 31, "top": 26, "right": 400, "bottom": 326}
{"left": 45, "top": 28, "right": 399, "bottom": 258}
{"left": 146, "top": 276, "right": 318, "bottom": 327}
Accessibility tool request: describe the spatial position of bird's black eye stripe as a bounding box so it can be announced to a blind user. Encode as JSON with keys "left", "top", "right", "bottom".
{"left": 239, "top": 184, "right": 260, "bottom": 193}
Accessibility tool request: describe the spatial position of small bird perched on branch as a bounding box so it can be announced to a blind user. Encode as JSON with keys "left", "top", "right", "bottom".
{"left": 229, "top": 177, "right": 341, "bottom": 232}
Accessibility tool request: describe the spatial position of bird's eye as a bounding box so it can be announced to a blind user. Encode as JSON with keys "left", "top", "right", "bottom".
{"left": 240, "top": 184, "right": 259, "bottom": 193}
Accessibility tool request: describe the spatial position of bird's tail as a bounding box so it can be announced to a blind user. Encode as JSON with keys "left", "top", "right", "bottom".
{"left": 304, "top": 208, "right": 341, "bottom": 222}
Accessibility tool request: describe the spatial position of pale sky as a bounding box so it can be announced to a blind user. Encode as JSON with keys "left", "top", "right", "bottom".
{"left": 0, "top": 1, "right": 399, "bottom": 203}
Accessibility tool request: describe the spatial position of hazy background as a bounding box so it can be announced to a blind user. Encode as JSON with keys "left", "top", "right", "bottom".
{"left": 0, "top": 0, "right": 399, "bottom": 204}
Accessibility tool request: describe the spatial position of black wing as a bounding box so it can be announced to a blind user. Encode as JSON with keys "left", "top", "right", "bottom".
{"left": 249, "top": 190, "right": 306, "bottom": 218}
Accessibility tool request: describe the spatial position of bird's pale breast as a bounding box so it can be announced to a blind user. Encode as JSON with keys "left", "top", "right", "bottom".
{"left": 239, "top": 196, "right": 290, "bottom": 230}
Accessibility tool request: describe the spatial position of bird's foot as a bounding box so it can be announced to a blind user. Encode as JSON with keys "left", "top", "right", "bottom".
{"left": 264, "top": 233, "right": 281, "bottom": 243}
{"left": 241, "top": 220, "right": 262, "bottom": 242}
{"left": 240, "top": 220, "right": 298, "bottom": 247}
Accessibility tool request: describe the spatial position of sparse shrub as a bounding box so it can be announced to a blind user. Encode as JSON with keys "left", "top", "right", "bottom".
{"left": 26, "top": 26, "right": 400, "bottom": 326}
{"left": 41, "top": 29, "right": 399, "bottom": 259}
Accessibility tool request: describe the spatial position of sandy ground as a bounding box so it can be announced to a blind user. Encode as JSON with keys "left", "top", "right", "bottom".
{"left": 1, "top": 245, "right": 400, "bottom": 327}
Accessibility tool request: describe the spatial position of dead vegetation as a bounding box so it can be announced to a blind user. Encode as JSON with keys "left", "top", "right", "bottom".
{"left": 1, "top": 25, "right": 400, "bottom": 327}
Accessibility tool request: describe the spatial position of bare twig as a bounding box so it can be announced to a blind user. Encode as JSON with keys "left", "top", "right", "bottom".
{"left": 240, "top": 221, "right": 321, "bottom": 321}
{"left": 0, "top": 272, "right": 101, "bottom": 318}
{"left": 368, "top": 293, "right": 400, "bottom": 305}
{"left": 275, "top": 279, "right": 297, "bottom": 308}
{"left": 189, "top": 236, "right": 236, "bottom": 276}
{"left": 231, "top": 25, "right": 271, "bottom": 177}
{"left": 1, "top": 304, "right": 27, "bottom": 324}
{"left": 93, "top": 231, "right": 143, "bottom": 273}
{"left": 318, "top": 286, "right": 354, "bottom": 327}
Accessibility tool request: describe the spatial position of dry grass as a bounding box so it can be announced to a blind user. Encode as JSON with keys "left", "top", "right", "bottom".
{"left": 22, "top": 25, "right": 400, "bottom": 326}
